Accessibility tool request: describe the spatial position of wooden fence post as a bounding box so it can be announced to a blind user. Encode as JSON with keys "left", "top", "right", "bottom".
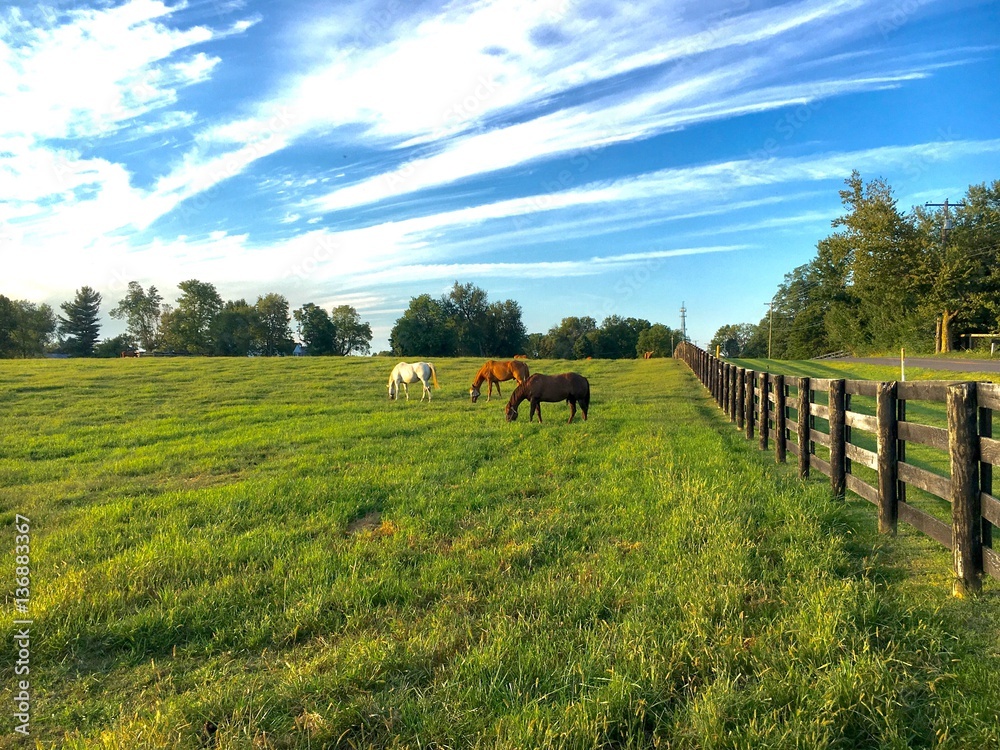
{"left": 774, "top": 374, "right": 786, "bottom": 463}
{"left": 724, "top": 363, "right": 731, "bottom": 415}
{"left": 745, "top": 370, "right": 756, "bottom": 440}
{"left": 759, "top": 372, "right": 769, "bottom": 451}
{"left": 712, "top": 359, "right": 722, "bottom": 409}
{"left": 981, "top": 402, "right": 993, "bottom": 551}
{"left": 876, "top": 381, "right": 898, "bottom": 535}
{"left": 797, "top": 377, "right": 810, "bottom": 478}
{"left": 829, "top": 379, "right": 846, "bottom": 500}
{"left": 736, "top": 368, "right": 746, "bottom": 430}
{"left": 948, "top": 383, "right": 982, "bottom": 596}
{"left": 729, "top": 366, "right": 738, "bottom": 423}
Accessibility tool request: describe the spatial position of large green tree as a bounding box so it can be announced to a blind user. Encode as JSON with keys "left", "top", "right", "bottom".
{"left": 911, "top": 182, "right": 1000, "bottom": 352}
{"left": 330, "top": 305, "right": 373, "bottom": 356}
{"left": 484, "top": 299, "right": 527, "bottom": 356}
{"left": 0, "top": 297, "right": 55, "bottom": 358}
{"left": 163, "top": 280, "right": 222, "bottom": 354}
{"left": 390, "top": 294, "right": 457, "bottom": 356}
{"left": 586, "top": 316, "right": 650, "bottom": 359}
{"left": 636, "top": 323, "right": 684, "bottom": 358}
{"left": 708, "top": 323, "right": 757, "bottom": 358}
{"left": 58, "top": 286, "right": 102, "bottom": 356}
{"left": 444, "top": 282, "right": 490, "bottom": 356}
{"left": 253, "top": 294, "right": 294, "bottom": 356}
{"left": 294, "top": 303, "right": 337, "bottom": 355}
{"left": 828, "top": 172, "right": 922, "bottom": 351}
{"left": 212, "top": 300, "right": 259, "bottom": 356}
{"left": 109, "top": 282, "right": 163, "bottom": 351}
{"left": 540, "top": 316, "right": 597, "bottom": 359}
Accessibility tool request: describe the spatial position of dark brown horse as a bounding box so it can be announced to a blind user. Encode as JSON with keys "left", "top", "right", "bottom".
{"left": 505, "top": 373, "right": 590, "bottom": 423}
{"left": 470, "top": 359, "right": 530, "bottom": 403}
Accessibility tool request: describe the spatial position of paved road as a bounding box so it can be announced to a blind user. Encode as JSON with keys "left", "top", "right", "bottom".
{"left": 835, "top": 356, "right": 1000, "bottom": 374}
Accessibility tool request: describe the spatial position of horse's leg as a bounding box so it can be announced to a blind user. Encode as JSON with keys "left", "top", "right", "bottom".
{"left": 568, "top": 399, "right": 576, "bottom": 423}
{"left": 403, "top": 382, "right": 409, "bottom": 400}
{"left": 423, "top": 378, "right": 431, "bottom": 401}
{"left": 531, "top": 399, "right": 541, "bottom": 423}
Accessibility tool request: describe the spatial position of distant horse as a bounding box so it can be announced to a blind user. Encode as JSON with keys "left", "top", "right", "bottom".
{"left": 513, "top": 354, "right": 528, "bottom": 359}
{"left": 120, "top": 350, "right": 138, "bottom": 358}
{"left": 470, "top": 359, "right": 529, "bottom": 403}
{"left": 505, "top": 373, "right": 590, "bottom": 424}
{"left": 643, "top": 351, "right": 653, "bottom": 360}
{"left": 388, "top": 361, "right": 439, "bottom": 401}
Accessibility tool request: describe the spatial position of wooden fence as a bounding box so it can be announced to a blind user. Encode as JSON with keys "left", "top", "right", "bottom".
{"left": 675, "top": 342, "right": 999, "bottom": 595}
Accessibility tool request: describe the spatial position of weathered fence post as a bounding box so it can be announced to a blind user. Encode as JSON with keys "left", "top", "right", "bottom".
{"left": 981, "top": 402, "right": 994, "bottom": 551}
{"left": 712, "top": 359, "right": 722, "bottom": 409}
{"left": 724, "top": 363, "right": 731, "bottom": 415}
{"left": 774, "top": 374, "right": 786, "bottom": 463}
{"left": 948, "top": 383, "right": 982, "bottom": 597}
{"left": 876, "top": 381, "right": 898, "bottom": 535}
{"left": 745, "top": 369, "right": 756, "bottom": 440}
{"left": 797, "top": 377, "right": 810, "bottom": 478}
{"left": 829, "top": 379, "right": 846, "bottom": 500}
{"left": 709, "top": 356, "right": 716, "bottom": 401}
{"left": 736, "top": 368, "right": 746, "bottom": 430}
{"left": 729, "top": 366, "right": 738, "bottom": 423}
{"left": 759, "top": 372, "right": 770, "bottom": 451}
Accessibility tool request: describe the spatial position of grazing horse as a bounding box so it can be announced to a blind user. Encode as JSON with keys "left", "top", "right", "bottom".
{"left": 505, "top": 373, "right": 590, "bottom": 424}
{"left": 470, "top": 359, "right": 529, "bottom": 403}
{"left": 388, "top": 361, "right": 439, "bottom": 401}
{"left": 643, "top": 351, "right": 653, "bottom": 360}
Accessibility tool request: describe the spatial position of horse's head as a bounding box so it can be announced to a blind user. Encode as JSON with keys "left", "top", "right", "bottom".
{"left": 387, "top": 381, "right": 397, "bottom": 400}
{"left": 470, "top": 385, "right": 480, "bottom": 403}
{"left": 505, "top": 402, "right": 518, "bottom": 421}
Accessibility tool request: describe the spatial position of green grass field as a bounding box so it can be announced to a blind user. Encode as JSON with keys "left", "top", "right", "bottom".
{"left": 2, "top": 356, "right": 999, "bottom": 748}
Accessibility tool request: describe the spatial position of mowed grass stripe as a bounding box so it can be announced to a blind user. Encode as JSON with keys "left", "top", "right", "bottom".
{"left": 0, "top": 357, "right": 997, "bottom": 748}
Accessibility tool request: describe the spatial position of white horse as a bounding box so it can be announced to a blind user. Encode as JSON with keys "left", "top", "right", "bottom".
{"left": 387, "top": 361, "right": 439, "bottom": 401}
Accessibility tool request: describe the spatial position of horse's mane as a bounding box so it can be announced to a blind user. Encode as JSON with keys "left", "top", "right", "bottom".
{"left": 507, "top": 378, "right": 531, "bottom": 407}
{"left": 471, "top": 361, "right": 490, "bottom": 387}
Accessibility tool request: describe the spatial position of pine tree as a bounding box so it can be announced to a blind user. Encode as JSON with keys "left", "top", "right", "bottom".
{"left": 58, "top": 287, "right": 102, "bottom": 356}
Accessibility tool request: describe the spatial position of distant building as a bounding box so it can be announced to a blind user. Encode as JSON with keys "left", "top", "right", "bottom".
{"left": 292, "top": 344, "right": 308, "bottom": 356}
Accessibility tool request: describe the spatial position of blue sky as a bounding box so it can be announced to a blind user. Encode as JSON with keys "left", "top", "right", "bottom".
{"left": 2, "top": 0, "right": 999, "bottom": 351}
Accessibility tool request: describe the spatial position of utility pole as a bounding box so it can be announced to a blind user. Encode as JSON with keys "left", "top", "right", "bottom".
{"left": 766, "top": 300, "right": 774, "bottom": 359}
{"left": 925, "top": 198, "right": 966, "bottom": 244}
{"left": 925, "top": 199, "right": 967, "bottom": 352}
{"left": 679, "top": 302, "right": 687, "bottom": 343}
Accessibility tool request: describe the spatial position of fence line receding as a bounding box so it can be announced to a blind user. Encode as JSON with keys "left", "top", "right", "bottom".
{"left": 675, "top": 342, "right": 998, "bottom": 596}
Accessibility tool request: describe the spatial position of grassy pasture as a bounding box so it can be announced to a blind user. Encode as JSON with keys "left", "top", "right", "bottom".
{"left": 1, "top": 356, "right": 999, "bottom": 748}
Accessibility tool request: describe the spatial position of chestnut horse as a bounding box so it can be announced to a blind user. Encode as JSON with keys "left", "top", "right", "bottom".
{"left": 505, "top": 373, "right": 590, "bottom": 423}
{"left": 470, "top": 359, "right": 529, "bottom": 403}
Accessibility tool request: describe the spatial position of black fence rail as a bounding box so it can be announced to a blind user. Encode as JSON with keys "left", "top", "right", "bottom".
{"left": 676, "top": 341, "right": 999, "bottom": 596}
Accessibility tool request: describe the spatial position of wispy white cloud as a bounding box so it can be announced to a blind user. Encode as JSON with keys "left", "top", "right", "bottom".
{"left": 337, "top": 245, "right": 750, "bottom": 289}
{"left": 0, "top": 0, "right": 228, "bottom": 142}
{"left": 0, "top": 0, "right": 258, "bottom": 267}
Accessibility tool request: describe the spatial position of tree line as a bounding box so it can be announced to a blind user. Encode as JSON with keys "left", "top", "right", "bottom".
{"left": 711, "top": 174, "right": 1000, "bottom": 358}
{"left": 1, "top": 277, "right": 683, "bottom": 360}
{"left": 389, "top": 282, "right": 684, "bottom": 359}
{"left": 0, "top": 280, "right": 372, "bottom": 358}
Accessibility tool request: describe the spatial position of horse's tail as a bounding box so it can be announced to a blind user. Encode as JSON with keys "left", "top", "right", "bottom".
{"left": 431, "top": 363, "right": 439, "bottom": 389}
